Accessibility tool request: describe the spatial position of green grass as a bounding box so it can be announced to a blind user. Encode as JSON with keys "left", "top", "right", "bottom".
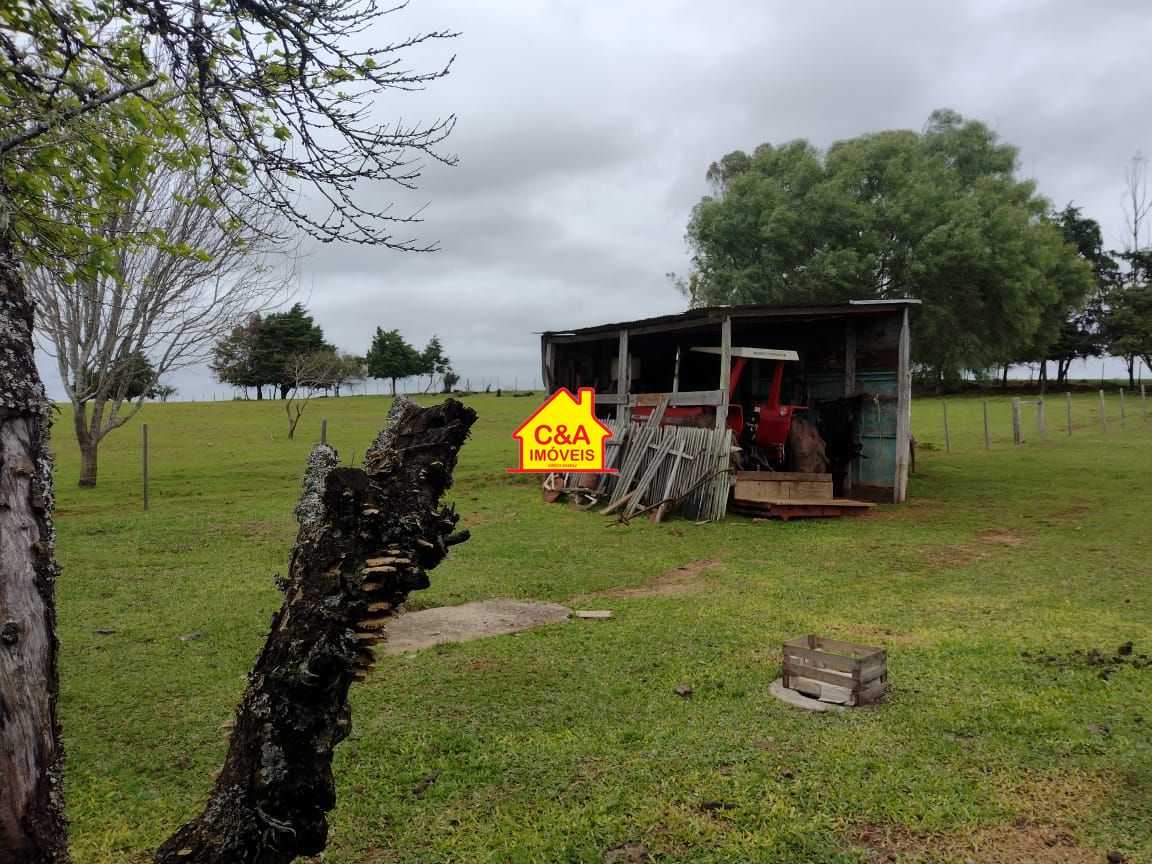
{"left": 51, "top": 392, "right": 1152, "bottom": 863}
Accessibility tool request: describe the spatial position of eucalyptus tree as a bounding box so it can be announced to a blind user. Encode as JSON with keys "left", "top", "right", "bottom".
{"left": 0, "top": 0, "right": 456, "bottom": 859}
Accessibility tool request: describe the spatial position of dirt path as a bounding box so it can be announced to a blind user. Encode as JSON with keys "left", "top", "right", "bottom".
{"left": 382, "top": 598, "right": 573, "bottom": 655}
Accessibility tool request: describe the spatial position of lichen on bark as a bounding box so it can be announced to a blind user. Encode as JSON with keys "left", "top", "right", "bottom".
{"left": 0, "top": 226, "right": 69, "bottom": 863}
{"left": 153, "top": 396, "right": 476, "bottom": 864}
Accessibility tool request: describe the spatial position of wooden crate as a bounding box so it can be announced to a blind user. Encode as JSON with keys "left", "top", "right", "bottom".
{"left": 733, "top": 471, "right": 832, "bottom": 502}
{"left": 781, "top": 634, "right": 886, "bottom": 706}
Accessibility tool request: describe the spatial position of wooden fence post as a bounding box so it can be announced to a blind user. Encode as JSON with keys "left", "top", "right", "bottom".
{"left": 1036, "top": 397, "right": 1044, "bottom": 437}
{"left": 1066, "top": 392, "right": 1073, "bottom": 437}
{"left": 942, "top": 401, "right": 951, "bottom": 454}
{"left": 1099, "top": 389, "right": 1107, "bottom": 432}
{"left": 1011, "top": 398, "right": 1022, "bottom": 445}
{"left": 1119, "top": 389, "right": 1126, "bottom": 429}
{"left": 982, "top": 401, "right": 990, "bottom": 450}
{"left": 142, "top": 423, "right": 149, "bottom": 511}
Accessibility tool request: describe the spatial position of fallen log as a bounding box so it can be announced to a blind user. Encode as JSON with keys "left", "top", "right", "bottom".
{"left": 154, "top": 397, "right": 476, "bottom": 864}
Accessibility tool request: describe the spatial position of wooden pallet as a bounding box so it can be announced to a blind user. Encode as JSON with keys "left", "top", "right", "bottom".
{"left": 729, "top": 497, "right": 876, "bottom": 520}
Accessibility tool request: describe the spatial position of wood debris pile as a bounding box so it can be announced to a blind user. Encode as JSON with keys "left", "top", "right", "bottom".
{"left": 544, "top": 401, "right": 734, "bottom": 523}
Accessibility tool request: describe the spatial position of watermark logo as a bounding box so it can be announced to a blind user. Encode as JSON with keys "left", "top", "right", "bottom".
{"left": 509, "top": 387, "right": 615, "bottom": 473}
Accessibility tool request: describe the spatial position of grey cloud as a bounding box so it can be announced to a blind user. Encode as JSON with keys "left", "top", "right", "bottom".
{"left": 48, "top": 0, "right": 1150, "bottom": 404}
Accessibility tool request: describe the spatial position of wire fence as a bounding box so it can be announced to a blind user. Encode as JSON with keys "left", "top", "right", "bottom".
{"left": 914, "top": 386, "right": 1149, "bottom": 455}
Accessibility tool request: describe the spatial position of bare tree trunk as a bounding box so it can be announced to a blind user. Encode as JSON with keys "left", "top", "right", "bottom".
{"left": 0, "top": 230, "right": 70, "bottom": 862}
{"left": 73, "top": 411, "right": 98, "bottom": 489}
{"left": 285, "top": 403, "right": 303, "bottom": 439}
{"left": 153, "top": 396, "right": 476, "bottom": 864}
{"left": 77, "top": 443, "right": 98, "bottom": 489}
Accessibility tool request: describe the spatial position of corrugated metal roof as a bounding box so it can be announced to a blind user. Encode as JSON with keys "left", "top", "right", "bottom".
{"left": 540, "top": 299, "right": 921, "bottom": 338}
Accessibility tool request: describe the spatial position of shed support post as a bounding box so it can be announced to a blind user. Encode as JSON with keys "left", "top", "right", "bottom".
{"left": 541, "top": 336, "right": 555, "bottom": 393}
{"left": 717, "top": 316, "right": 732, "bottom": 431}
{"left": 844, "top": 320, "right": 856, "bottom": 493}
{"left": 844, "top": 320, "right": 856, "bottom": 397}
{"left": 893, "top": 308, "right": 911, "bottom": 503}
{"left": 617, "top": 330, "right": 630, "bottom": 425}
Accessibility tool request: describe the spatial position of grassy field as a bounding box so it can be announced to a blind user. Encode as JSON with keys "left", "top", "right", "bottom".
{"left": 50, "top": 391, "right": 1151, "bottom": 863}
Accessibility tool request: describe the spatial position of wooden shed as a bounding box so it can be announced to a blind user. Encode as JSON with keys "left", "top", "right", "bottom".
{"left": 540, "top": 300, "right": 917, "bottom": 505}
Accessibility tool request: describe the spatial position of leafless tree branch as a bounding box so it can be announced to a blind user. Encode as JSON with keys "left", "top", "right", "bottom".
{"left": 24, "top": 154, "right": 292, "bottom": 485}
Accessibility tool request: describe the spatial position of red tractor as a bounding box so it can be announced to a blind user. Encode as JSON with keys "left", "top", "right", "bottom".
{"left": 631, "top": 346, "right": 809, "bottom": 467}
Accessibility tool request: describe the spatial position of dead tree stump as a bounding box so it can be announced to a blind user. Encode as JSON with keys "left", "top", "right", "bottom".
{"left": 154, "top": 397, "right": 476, "bottom": 864}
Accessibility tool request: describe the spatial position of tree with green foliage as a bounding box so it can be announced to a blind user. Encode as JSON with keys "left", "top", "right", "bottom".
{"left": 252, "top": 303, "right": 331, "bottom": 399}
{"left": 1011, "top": 208, "right": 1111, "bottom": 392}
{"left": 211, "top": 313, "right": 267, "bottom": 398}
{"left": 679, "top": 109, "right": 1094, "bottom": 388}
{"left": 104, "top": 351, "right": 158, "bottom": 400}
{"left": 72, "top": 351, "right": 162, "bottom": 405}
{"left": 0, "top": 0, "right": 455, "bottom": 856}
{"left": 1044, "top": 205, "right": 1119, "bottom": 385}
{"left": 152, "top": 383, "right": 178, "bottom": 402}
{"left": 1102, "top": 154, "right": 1152, "bottom": 386}
{"left": 365, "top": 327, "right": 422, "bottom": 395}
{"left": 419, "top": 335, "right": 452, "bottom": 392}
{"left": 1104, "top": 251, "right": 1152, "bottom": 384}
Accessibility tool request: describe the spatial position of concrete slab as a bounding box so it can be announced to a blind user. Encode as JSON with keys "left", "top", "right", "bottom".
{"left": 768, "top": 678, "right": 848, "bottom": 713}
{"left": 383, "top": 598, "right": 572, "bottom": 655}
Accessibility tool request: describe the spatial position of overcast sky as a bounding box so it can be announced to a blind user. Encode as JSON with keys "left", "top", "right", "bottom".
{"left": 41, "top": 0, "right": 1152, "bottom": 399}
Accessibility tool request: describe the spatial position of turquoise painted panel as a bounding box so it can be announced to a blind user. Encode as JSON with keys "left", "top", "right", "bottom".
{"left": 805, "top": 372, "right": 898, "bottom": 490}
